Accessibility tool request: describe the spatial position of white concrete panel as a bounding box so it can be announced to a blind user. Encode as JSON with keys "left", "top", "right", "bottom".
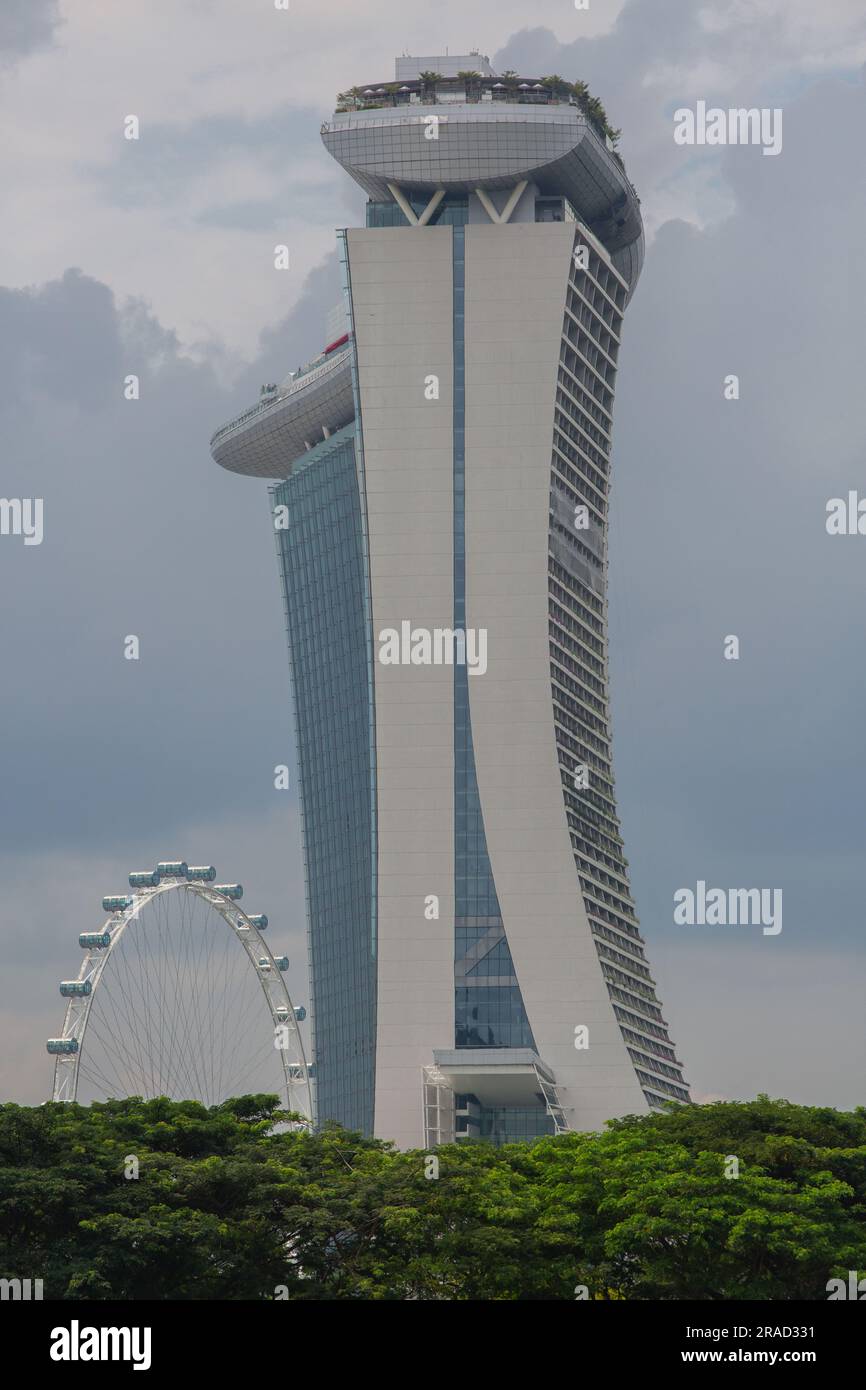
{"left": 347, "top": 226, "right": 456, "bottom": 1150}
{"left": 463, "top": 222, "right": 647, "bottom": 1130}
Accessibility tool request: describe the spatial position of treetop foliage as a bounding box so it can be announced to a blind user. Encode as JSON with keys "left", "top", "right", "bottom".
{"left": 1, "top": 1094, "right": 864, "bottom": 1300}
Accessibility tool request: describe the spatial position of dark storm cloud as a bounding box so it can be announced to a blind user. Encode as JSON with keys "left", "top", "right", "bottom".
{"left": 0, "top": 257, "right": 341, "bottom": 857}
{"left": 0, "top": 271, "right": 123, "bottom": 412}
{"left": 607, "top": 72, "right": 866, "bottom": 956}
{"left": 0, "top": 0, "right": 61, "bottom": 62}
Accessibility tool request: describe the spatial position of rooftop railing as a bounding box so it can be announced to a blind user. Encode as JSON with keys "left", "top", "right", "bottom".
{"left": 330, "top": 81, "right": 622, "bottom": 158}
{"left": 334, "top": 90, "right": 581, "bottom": 112}
{"left": 209, "top": 346, "right": 352, "bottom": 450}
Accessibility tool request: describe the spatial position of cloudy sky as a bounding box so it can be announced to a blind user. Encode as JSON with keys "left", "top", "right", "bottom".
{"left": 1, "top": 0, "right": 864, "bottom": 1111}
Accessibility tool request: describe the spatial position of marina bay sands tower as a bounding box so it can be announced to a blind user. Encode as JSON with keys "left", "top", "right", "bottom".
{"left": 210, "top": 53, "right": 689, "bottom": 1148}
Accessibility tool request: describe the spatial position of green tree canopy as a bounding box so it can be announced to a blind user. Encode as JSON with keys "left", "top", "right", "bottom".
{"left": 1, "top": 1095, "right": 863, "bottom": 1299}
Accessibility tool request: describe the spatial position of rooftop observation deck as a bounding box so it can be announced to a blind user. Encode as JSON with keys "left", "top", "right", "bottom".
{"left": 321, "top": 75, "right": 643, "bottom": 265}
{"left": 210, "top": 340, "right": 354, "bottom": 479}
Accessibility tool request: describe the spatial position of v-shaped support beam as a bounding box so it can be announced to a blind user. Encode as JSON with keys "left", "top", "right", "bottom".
{"left": 387, "top": 182, "right": 446, "bottom": 226}
{"left": 474, "top": 180, "right": 529, "bottom": 224}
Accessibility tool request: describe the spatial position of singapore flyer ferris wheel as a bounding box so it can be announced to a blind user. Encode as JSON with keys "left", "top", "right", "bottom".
{"left": 47, "top": 861, "right": 312, "bottom": 1124}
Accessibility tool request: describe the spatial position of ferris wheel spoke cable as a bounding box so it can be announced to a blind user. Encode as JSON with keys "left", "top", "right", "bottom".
{"left": 207, "top": 935, "right": 234, "bottom": 1104}
{"left": 88, "top": 959, "right": 155, "bottom": 1096}
{"left": 199, "top": 927, "right": 226, "bottom": 1102}
{"left": 156, "top": 889, "right": 190, "bottom": 1098}
{"left": 78, "top": 1012, "right": 138, "bottom": 1096}
{"left": 220, "top": 1036, "right": 284, "bottom": 1105}
{"left": 173, "top": 889, "right": 227, "bottom": 1104}
{"left": 210, "top": 963, "right": 258, "bottom": 1099}
{"left": 210, "top": 917, "right": 257, "bottom": 1099}
{"left": 215, "top": 926, "right": 251, "bottom": 1096}
{"left": 168, "top": 888, "right": 201, "bottom": 1099}
{"left": 219, "top": 983, "right": 287, "bottom": 1096}
{"left": 216, "top": 968, "right": 273, "bottom": 1100}
{"left": 156, "top": 895, "right": 179, "bottom": 1094}
{"left": 95, "top": 961, "right": 164, "bottom": 1098}
{"left": 84, "top": 1004, "right": 152, "bottom": 1098}
{"left": 184, "top": 892, "right": 217, "bottom": 1102}
{"left": 206, "top": 908, "right": 232, "bottom": 1101}
{"left": 189, "top": 888, "right": 222, "bottom": 1103}
{"left": 139, "top": 891, "right": 168, "bottom": 1093}
{"left": 112, "top": 909, "right": 173, "bottom": 1096}
{"left": 103, "top": 897, "right": 189, "bottom": 1100}
{"left": 161, "top": 889, "right": 204, "bottom": 1101}
{"left": 104, "top": 927, "right": 161, "bottom": 1094}
{"left": 116, "top": 894, "right": 164, "bottom": 1095}
{"left": 77, "top": 1043, "right": 133, "bottom": 1101}
{"left": 185, "top": 889, "right": 216, "bottom": 1102}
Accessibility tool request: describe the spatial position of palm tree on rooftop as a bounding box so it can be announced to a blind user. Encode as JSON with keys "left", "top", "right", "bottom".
{"left": 541, "top": 74, "right": 569, "bottom": 101}
{"left": 418, "top": 70, "right": 441, "bottom": 102}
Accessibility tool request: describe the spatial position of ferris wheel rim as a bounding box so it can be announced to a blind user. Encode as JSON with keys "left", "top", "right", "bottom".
{"left": 50, "top": 879, "right": 313, "bottom": 1124}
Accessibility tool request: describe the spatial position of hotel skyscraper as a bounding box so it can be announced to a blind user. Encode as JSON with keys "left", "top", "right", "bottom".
{"left": 210, "top": 53, "right": 689, "bottom": 1148}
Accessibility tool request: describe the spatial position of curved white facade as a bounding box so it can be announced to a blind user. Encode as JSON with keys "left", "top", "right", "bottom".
{"left": 461, "top": 223, "right": 648, "bottom": 1130}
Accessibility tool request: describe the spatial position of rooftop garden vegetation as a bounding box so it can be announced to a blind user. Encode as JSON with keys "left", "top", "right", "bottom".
{"left": 335, "top": 73, "right": 622, "bottom": 149}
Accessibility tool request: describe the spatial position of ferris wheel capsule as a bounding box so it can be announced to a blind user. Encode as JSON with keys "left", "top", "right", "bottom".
{"left": 156, "top": 861, "right": 188, "bottom": 878}
{"left": 214, "top": 883, "right": 243, "bottom": 900}
{"left": 102, "top": 895, "right": 133, "bottom": 913}
{"left": 60, "top": 980, "right": 92, "bottom": 997}
{"left": 245, "top": 914, "right": 268, "bottom": 930}
{"left": 129, "top": 870, "right": 160, "bottom": 888}
{"left": 79, "top": 932, "right": 111, "bottom": 949}
{"left": 273, "top": 956, "right": 289, "bottom": 972}
{"left": 187, "top": 865, "right": 216, "bottom": 882}
{"left": 47, "top": 1038, "right": 78, "bottom": 1055}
